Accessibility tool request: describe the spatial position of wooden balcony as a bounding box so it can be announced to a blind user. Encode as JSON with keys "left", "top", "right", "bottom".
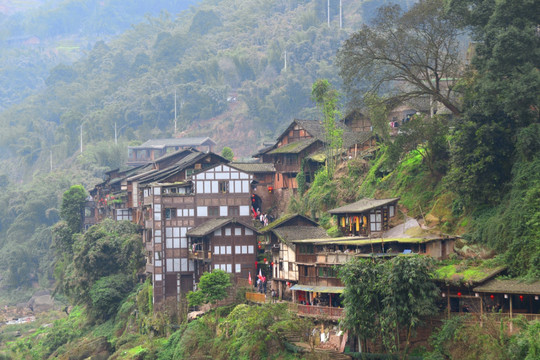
{"left": 188, "top": 250, "right": 211, "bottom": 262}
{"left": 296, "top": 304, "right": 344, "bottom": 320}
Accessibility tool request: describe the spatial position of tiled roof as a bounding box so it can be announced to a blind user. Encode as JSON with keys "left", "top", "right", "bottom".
{"left": 186, "top": 218, "right": 260, "bottom": 237}
{"left": 230, "top": 162, "right": 276, "bottom": 173}
{"left": 272, "top": 226, "right": 330, "bottom": 243}
{"left": 130, "top": 137, "right": 216, "bottom": 149}
{"left": 474, "top": 279, "right": 540, "bottom": 295}
{"left": 267, "top": 138, "right": 319, "bottom": 154}
{"left": 329, "top": 198, "right": 400, "bottom": 214}
{"left": 259, "top": 213, "right": 319, "bottom": 232}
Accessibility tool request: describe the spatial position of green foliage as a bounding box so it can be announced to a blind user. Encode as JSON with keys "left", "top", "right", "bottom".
{"left": 340, "top": 258, "right": 383, "bottom": 350}
{"left": 365, "top": 93, "right": 390, "bottom": 142}
{"left": 464, "top": 127, "right": 540, "bottom": 278}
{"left": 89, "top": 273, "right": 136, "bottom": 321}
{"left": 340, "top": 255, "right": 439, "bottom": 354}
{"left": 187, "top": 269, "right": 232, "bottom": 307}
{"left": 60, "top": 184, "right": 87, "bottom": 234}
{"left": 311, "top": 79, "right": 343, "bottom": 179}
{"left": 221, "top": 146, "right": 234, "bottom": 161}
{"left": 58, "top": 219, "right": 144, "bottom": 319}
{"left": 157, "top": 303, "right": 311, "bottom": 360}
{"left": 386, "top": 115, "right": 450, "bottom": 177}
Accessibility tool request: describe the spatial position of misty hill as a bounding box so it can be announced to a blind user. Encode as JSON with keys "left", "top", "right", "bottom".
{"left": 0, "top": 0, "right": 200, "bottom": 110}
{"left": 0, "top": 0, "right": 407, "bottom": 181}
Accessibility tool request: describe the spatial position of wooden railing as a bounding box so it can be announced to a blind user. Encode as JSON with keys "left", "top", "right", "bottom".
{"left": 245, "top": 292, "right": 266, "bottom": 304}
{"left": 452, "top": 312, "right": 540, "bottom": 322}
{"left": 296, "top": 304, "right": 344, "bottom": 319}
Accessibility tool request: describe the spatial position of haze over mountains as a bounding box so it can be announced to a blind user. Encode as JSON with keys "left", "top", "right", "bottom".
{"left": 0, "top": 0, "right": 408, "bottom": 181}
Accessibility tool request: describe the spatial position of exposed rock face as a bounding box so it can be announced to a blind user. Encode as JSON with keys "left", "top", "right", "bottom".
{"left": 27, "top": 290, "right": 54, "bottom": 313}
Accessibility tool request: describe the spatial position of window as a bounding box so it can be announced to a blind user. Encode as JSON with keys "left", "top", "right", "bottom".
{"left": 208, "top": 206, "right": 219, "bottom": 216}
{"left": 116, "top": 209, "right": 132, "bottom": 221}
{"left": 165, "top": 208, "right": 175, "bottom": 220}
{"left": 235, "top": 264, "right": 241, "bottom": 273}
{"left": 153, "top": 187, "right": 161, "bottom": 195}
{"left": 219, "top": 181, "right": 229, "bottom": 193}
{"left": 214, "top": 229, "right": 222, "bottom": 236}
{"left": 285, "top": 154, "right": 298, "bottom": 165}
{"left": 229, "top": 206, "right": 240, "bottom": 216}
{"left": 240, "top": 205, "right": 250, "bottom": 216}
{"left": 214, "top": 246, "right": 220, "bottom": 255}
{"left": 226, "top": 264, "right": 232, "bottom": 273}
{"left": 154, "top": 230, "right": 162, "bottom": 244}
{"left": 197, "top": 206, "right": 208, "bottom": 216}
{"left": 235, "top": 245, "right": 241, "bottom": 254}
{"left": 225, "top": 228, "right": 232, "bottom": 236}
{"left": 165, "top": 227, "right": 187, "bottom": 249}
{"left": 154, "top": 204, "right": 161, "bottom": 221}
{"left": 299, "top": 244, "right": 314, "bottom": 254}
{"left": 234, "top": 227, "right": 242, "bottom": 236}
{"left": 248, "top": 245, "right": 254, "bottom": 254}
{"left": 370, "top": 210, "right": 382, "bottom": 231}
{"left": 226, "top": 246, "right": 232, "bottom": 254}
{"left": 245, "top": 227, "right": 253, "bottom": 235}
{"left": 242, "top": 245, "right": 248, "bottom": 254}
{"left": 318, "top": 267, "right": 338, "bottom": 278}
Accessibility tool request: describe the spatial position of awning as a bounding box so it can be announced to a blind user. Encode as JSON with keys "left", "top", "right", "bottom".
{"left": 290, "top": 284, "right": 345, "bottom": 294}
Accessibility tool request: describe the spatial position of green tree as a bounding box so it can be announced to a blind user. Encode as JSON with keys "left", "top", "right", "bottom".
{"left": 339, "top": 255, "right": 439, "bottom": 355}
{"left": 187, "top": 269, "right": 231, "bottom": 307}
{"left": 60, "top": 185, "right": 87, "bottom": 234}
{"left": 311, "top": 79, "right": 343, "bottom": 179}
{"left": 60, "top": 219, "right": 144, "bottom": 317}
{"left": 221, "top": 146, "right": 234, "bottom": 161}
{"left": 380, "top": 255, "right": 439, "bottom": 353}
{"left": 340, "top": 258, "right": 383, "bottom": 353}
{"left": 365, "top": 93, "right": 390, "bottom": 143}
{"left": 337, "top": 0, "right": 463, "bottom": 115}
{"left": 448, "top": 0, "right": 540, "bottom": 206}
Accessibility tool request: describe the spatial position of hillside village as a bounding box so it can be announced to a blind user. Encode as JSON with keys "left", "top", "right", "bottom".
{"left": 82, "top": 108, "right": 540, "bottom": 346}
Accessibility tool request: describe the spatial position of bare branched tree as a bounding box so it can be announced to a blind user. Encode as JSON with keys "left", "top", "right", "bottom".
{"left": 337, "top": 0, "right": 464, "bottom": 116}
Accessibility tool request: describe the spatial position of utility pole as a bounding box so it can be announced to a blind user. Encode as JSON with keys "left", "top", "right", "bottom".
{"left": 327, "top": 0, "right": 330, "bottom": 27}
{"left": 114, "top": 122, "right": 118, "bottom": 145}
{"left": 174, "top": 89, "right": 177, "bottom": 134}
{"left": 80, "top": 124, "right": 83, "bottom": 153}
{"left": 340, "top": 0, "right": 342, "bottom": 29}
{"left": 283, "top": 50, "right": 287, "bottom": 71}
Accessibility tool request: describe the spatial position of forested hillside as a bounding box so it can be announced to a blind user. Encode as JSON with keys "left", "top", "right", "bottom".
{"left": 0, "top": 0, "right": 399, "bottom": 181}
{"left": 0, "top": 0, "right": 399, "bottom": 297}
{"left": 0, "top": 0, "right": 200, "bottom": 110}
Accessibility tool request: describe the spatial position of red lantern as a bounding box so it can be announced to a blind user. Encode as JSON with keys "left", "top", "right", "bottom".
{"left": 263, "top": 258, "right": 267, "bottom": 262}
{"left": 519, "top": 295, "right": 524, "bottom": 302}
{"left": 490, "top": 295, "right": 494, "bottom": 300}
{"left": 286, "top": 282, "right": 290, "bottom": 287}
{"left": 255, "top": 261, "right": 258, "bottom": 266}
{"left": 258, "top": 245, "right": 262, "bottom": 249}
{"left": 268, "top": 186, "right": 273, "bottom": 193}
{"left": 271, "top": 262, "right": 274, "bottom": 266}
{"left": 457, "top": 292, "right": 462, "bottom": 297}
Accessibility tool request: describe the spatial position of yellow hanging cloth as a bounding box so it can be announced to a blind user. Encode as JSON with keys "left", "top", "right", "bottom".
{"left": 355, "top": 216, "right": 360, "bottom": 232}
{"left": 363, "top": 216, "right": 368, "bottom": 228}
{"left": 341, "top": 217, "right": 346, "bottom": 227}
{"left": 350, "top": 217, "right": 352, "bottom": 232}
